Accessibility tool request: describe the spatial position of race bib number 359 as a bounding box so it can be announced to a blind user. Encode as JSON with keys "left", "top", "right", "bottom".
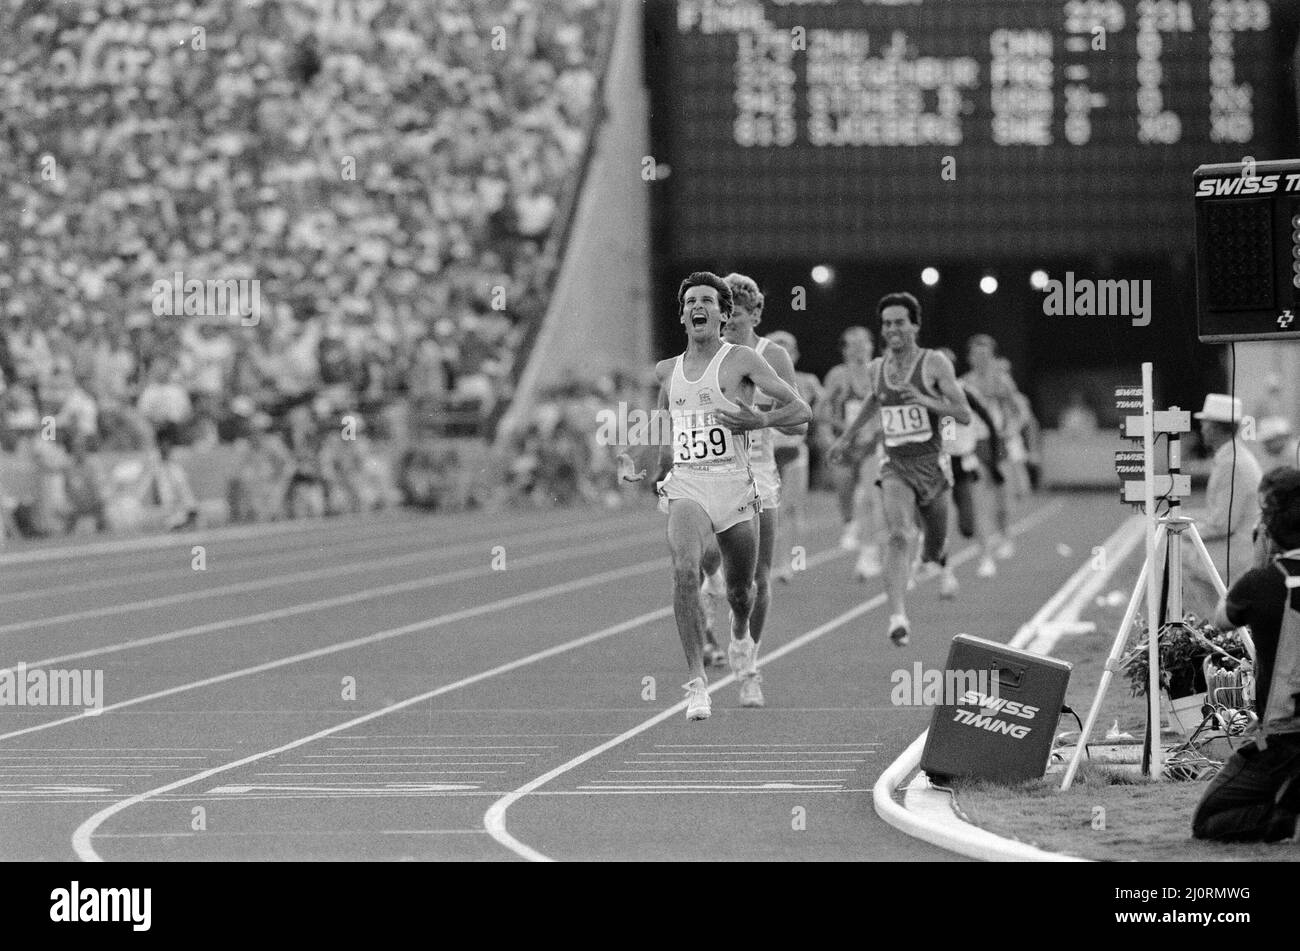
{"left": 881, "top": 404, "right": 932, "bottom": 444}
{"left": 675, "top": 424, "right": 733, "bottom": 463}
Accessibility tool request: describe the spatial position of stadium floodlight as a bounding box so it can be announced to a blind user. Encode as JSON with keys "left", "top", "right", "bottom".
{"left": 1030, "top": 269, "right": 1049, "bottom": 290}
{"left": 921, "top": 267, "right": 940, "bottom": 286}
{"left": 980, "top": 275, "right": 998, "bottom": 294}
{"left": 811, "top": 265, "right": 833, "bottom": 285}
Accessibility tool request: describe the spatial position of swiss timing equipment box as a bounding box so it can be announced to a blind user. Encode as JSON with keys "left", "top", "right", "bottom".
{"left": 1194, "top": 158, "right": 1300, "bottom": 343}
{"left": 920, "top": 634, "right": 1072, "bottom": 785}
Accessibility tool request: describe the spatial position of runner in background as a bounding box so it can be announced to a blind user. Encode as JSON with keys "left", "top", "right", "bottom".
{"left": 831, "top": 293, "right": 971, "bottom": 647}
{"left": 962, "top": 335, "right": 1017, "bottom": 560}
{"left": 764, "top": 330, "right": 823, "bottom": 584}
{"left": 819, "top": 327, "right": 885, "bottom": 580}
{"left": 935, "top": 347, "right": 1002, "bottom": 578}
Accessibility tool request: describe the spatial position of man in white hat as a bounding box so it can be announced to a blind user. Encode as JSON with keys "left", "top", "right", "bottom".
{"left": 1183, "top": 393, "right": 1263, "bottom": 616}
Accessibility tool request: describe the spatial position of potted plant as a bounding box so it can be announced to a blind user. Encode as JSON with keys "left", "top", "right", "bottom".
{"left": 1121, "top": 615, "right": 1253, "bottom": 735}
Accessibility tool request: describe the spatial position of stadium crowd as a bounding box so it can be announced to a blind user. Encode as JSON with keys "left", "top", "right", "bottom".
{"left": 0, "top": 0, "right": 610, "bottom": 540}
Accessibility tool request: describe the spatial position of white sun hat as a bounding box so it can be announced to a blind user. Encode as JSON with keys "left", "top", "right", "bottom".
{"left": 1193, "top": 393, "right": 1244, "bottom": 424}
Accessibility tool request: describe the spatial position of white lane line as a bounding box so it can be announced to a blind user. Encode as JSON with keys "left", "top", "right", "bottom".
{"left": 0, "top": 520, "right": 659, "bottom": 642}
{"left": 69, "top": 602, "right": 677, "bottom": 861}
{"left": 269, "top": 763, "right": 527, "bottom": 769}
{"left": 1021, "top": 515, "right": 1145, "bottom": 654}
{"left": 378, "top": 830, "right": 489, "bottom": 835}
{"left": 9, "top": 520, "right": 846, "bottom": 739}
{"left": 622, "top": 760, "right": 868, "bottom": 765}
{"left": 2, "top": 530, "right": 660, "bottom": 670}
{"left": 254, "top": 771, "right": 511, "bottom": 776}
{"left": 581, "top": 783, "right": 842, "bottom": 790}
{"left": 553, "top": 788, "right": 863, "bottom": 796}
{"left": 8, "top": 515, "right": 843, "bottom": 670}
{"left": 304, "top": 751, "right": 545, "bottom": 756}
{"left": 607, "top": 768, "right": 860, "bottom": 773}
{"left": 481, "top": 498, "right": 1063, "bottom": 862}
{"left": 92, "top": 829, "right": 491, "bottom": 838}
{"left": 0, "top": 513, "right": 643, "bottom": 608}
{"left": 0, "top": 754, "right": 206, "bottom": 759}
{"left": 653, "top": 743, "right": 880, "bottom": 748}
{"left": 0, "top": 555, "right": 669, "bottom": 743}
{"left": 0, "top": 503, "right": 607, "bottom": 569}
{"left": 67, "top": 537, "right": 853, "bottom": 860}
{"left": 637, "top": 750, "right": 872, "bottom": 756}
{"left": 1011, "top": 514, "right": 1142, "bottom": 649}
{"left": 0, "top": 511, "right": 380, "bottom": 567}
{"left": 317, "top": 743, "right": 561, "bottom": 748}
{"left": 338, "top": 734, "right": 622, "bottom": 738}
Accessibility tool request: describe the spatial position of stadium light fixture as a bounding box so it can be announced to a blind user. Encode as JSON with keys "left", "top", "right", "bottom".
{"left": 980, "top": 275, "right": 998, "bottom": 294}
{"left": 811, "top": 265, "right": 833, "bottom": 285}
{"left": 921, "top": 267, "right": 939, "bottom": 286}
{"left": 1030, "top": 269, "right": 1049, "bottom": 290}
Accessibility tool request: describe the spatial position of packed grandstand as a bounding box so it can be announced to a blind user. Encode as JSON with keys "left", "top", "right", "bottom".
{"left": 0, "top": 0, "right": 619, "bottom": 539}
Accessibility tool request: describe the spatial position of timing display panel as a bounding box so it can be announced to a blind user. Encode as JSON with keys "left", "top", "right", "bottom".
{"left": 646, "top": 0, "right": 1291, "bottom": 259}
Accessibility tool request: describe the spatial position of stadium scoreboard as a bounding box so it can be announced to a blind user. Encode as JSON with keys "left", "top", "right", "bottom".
{"left": 1195, "top": 158, "right": 1300, "bottom": 342}
{"left": 646, "top": 0, "right": 1294, "bottom": 259}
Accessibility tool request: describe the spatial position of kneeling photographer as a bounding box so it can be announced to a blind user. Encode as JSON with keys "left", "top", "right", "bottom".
{"left": 1193, "top": 468, "right": 1300, "bottom": 842}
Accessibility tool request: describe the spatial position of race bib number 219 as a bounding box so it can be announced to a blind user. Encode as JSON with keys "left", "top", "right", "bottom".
{"left": 880, "top": 404, "right": 932, "bottom": 444}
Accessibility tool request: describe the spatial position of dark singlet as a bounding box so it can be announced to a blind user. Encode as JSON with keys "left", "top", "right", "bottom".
{"left": 874, "top": 348, "right": 944, "bottom": 459}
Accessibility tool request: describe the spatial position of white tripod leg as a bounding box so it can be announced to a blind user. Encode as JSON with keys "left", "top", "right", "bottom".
{"left": 1062, "top": 530, "right": 1168, "bottom": 790}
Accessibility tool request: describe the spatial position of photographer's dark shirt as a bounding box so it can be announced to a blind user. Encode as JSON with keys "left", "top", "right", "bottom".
{"left": 1225, "top": 565, "right": 1300, "bottom": 718}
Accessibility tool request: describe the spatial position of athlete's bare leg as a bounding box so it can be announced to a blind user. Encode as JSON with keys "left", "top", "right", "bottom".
{"left": 775, "top": 454, "right": 808, "bottom": 579}
{"left": 749, "top": 506, "right": 777, "bottom": 643}
{"left": 917, "top": 491, "right": 951, "bottom": 565}
{"left": 880, "top": 478, "right": 920, "bottom": 622}
{"left": 716, "top": 515, "right": 758, "bottom": 642}
{"left": 832, "top": 459, "right": 861, "bottom": 527}
{"left": 666, "top": 499, "right": 719, "bottom": 682}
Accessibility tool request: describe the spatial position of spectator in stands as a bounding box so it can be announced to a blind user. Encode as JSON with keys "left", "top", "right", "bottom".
{"left": 228, "top": 412, "right": 293, "bottom": 523}
{"left": 63, "top": 434, "right": 108, "bottom": 535}
{"left": 285, "top": 403, "right": 327, "bottom": 518}
{"left": 137, "top": 360, "right": 193, "bottom": 431}
{"left": 51, "top": 371, "right": 100, "bottom": 445}
{"left": 152, "top": 423, "right": 199, "bottom": 532}
{"left": 7, "top": 317, "right": 54, "bottom": 388}
{"left": 0, "top": 0, "right": 614, "bottom": 532}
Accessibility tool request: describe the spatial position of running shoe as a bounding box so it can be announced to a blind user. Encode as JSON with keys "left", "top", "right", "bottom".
{"left": 839, "top": 521, "right": 860, "bottom": 551}
{"left": 727, "top": 635, "right": 757, "bottom": 677}
{"left": 995, "top": 537, "right": 1015, "bottom": 560}
{"left": 977, "top": 555, "right": 997, "bottom": 578}
{"left": 854, "top": 545, "right": 882, "bottom": 580}
{"left": 775, "top": 566, "right": 794, "bottom": 584}
{"left": 738, "top": 671, "right": 765, "bottom": 708}
{"left": 683, "top": 678, "right": 711, "bottom": 721}
{"left": 888, "top": 614, "right": 910, "bottom": 647}
{"left": 939, "top": 567, "right": 959, "bottom": 600}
